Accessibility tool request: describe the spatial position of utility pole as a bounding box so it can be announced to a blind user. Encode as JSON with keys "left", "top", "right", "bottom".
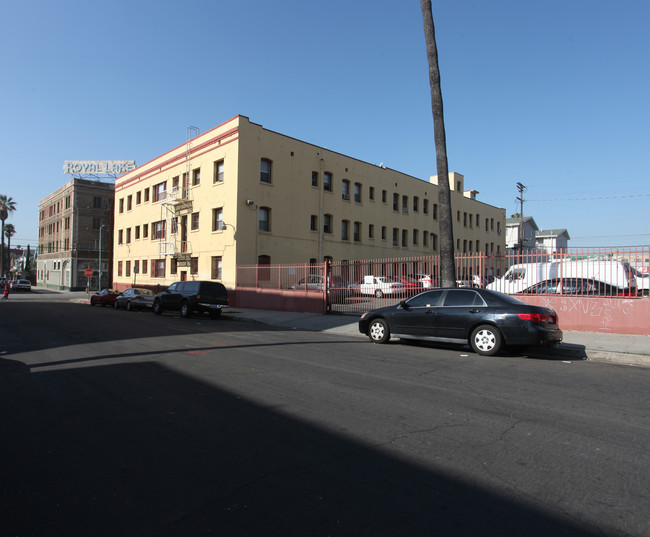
{"left": 516, "top": 182, "right": 526, "bottom": 262}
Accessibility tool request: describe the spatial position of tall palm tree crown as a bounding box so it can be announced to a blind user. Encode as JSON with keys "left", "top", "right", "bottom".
{"left": 0, "top": 195, "right": 17, "bottom": 277}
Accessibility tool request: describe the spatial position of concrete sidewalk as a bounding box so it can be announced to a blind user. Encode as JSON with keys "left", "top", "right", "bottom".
{"left": 223, "top": 308, "right": 650, "bottom": 368}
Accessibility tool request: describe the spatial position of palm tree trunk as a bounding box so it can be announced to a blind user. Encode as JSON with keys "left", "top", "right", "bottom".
{"left": 421, "top": 0, "right": 456, "bottom": 287}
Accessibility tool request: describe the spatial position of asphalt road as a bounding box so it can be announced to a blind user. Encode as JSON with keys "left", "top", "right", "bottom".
{"left": 1, "top": 298, "right": 648, "bottom": 537}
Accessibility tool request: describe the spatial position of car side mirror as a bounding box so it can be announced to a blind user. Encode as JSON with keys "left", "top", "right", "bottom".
{"left": 399, "top": 300, "right": 410, "bottom": 310}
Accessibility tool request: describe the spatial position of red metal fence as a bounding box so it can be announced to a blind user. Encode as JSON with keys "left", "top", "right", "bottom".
{"left": 236, "top": 247, "right": 649, "bottom": 315}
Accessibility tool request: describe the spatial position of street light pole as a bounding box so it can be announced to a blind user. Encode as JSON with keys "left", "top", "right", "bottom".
{"left": 99, "top": 224, "right": 106, "bottom": 290}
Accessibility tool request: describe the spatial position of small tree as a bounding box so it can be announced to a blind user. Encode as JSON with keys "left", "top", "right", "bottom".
{"left": 420, "top": 0, "right": 456, "bottom": 287}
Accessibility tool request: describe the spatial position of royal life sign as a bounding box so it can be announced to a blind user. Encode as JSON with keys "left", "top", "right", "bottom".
{"left": 63, "top": 160, "right": 136, "bottom": 175}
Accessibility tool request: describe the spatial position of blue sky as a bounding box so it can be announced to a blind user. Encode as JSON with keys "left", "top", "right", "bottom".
{"left": 1, "top": 0, "right": 648, "bottom": 249}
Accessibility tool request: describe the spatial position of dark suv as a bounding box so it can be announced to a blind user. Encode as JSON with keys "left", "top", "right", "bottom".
{"left": 152, "top": 281, "right": 229, "bottom": 318}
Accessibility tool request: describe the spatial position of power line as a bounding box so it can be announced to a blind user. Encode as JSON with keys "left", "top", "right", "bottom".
{"left": 528, "top": 193, "right": 650, "bottom": 202}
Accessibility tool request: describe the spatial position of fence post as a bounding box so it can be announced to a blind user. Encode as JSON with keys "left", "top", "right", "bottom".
{"left": 324, "top": 260, "right": 331, "bottom": 313}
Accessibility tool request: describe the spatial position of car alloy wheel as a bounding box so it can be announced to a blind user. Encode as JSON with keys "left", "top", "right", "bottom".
{"left": 470, "top": 324, "right": 502, "bottom": 356}
{"left": 153, "top": 300, "right": 163, "bottom": 315}
{"left": 180, "top": 301, "right": 191, "bottom": 318}
{"left": 368, "top": 318, "right": 390, "bottom": 344}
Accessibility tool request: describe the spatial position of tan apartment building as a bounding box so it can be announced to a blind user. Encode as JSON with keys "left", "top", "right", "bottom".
{"left": 37, "top": 178, "right": 114, "bottom": 290}
{"left": 112, "top": 115, "right": 505, "bottom": 290}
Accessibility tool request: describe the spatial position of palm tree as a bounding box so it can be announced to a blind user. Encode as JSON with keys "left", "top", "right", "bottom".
{"left": 0, "top": 195, "right": 17, "bottom": 278}
{"left": 4, "top": 224, "right": 15, "bottom": 275}
{"left": 420, "top": 0, "right": 456, "bottom": 287}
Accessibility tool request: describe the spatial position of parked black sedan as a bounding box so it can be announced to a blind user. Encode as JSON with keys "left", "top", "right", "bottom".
{"left": 359, "top": 288, "right": 562, "bottom": 356}
{"left": 114, "top": 288, "right": 156, "bottom": 311}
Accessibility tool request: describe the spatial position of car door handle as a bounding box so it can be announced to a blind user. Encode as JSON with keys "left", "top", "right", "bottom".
{"left": 469, "top": 309, "right": 481, "bottom": 314}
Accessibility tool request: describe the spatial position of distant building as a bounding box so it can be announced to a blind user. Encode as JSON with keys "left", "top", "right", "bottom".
{"left": 112, "top": 115, "right": 506, "bottom": 290}
{"left": 505, "top": 216, "right": 538, "bottom": 253}
{"left": 535, "top": 228, "right": 570, "bottom": 254}
{"left": 506, "top": 216, "right": 570, "bottom": 256}
{"left": 37, "top": 178, "right": 114, "bottom": 290}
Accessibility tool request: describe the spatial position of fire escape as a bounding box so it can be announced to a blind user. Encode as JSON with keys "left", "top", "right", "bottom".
{"left": 159, "top": 127, "right": 199, "bottom": 268}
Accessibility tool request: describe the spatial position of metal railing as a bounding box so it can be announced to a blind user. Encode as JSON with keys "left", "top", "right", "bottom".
{"left": 236, "top": 247, "right": 649, "bottom": 315}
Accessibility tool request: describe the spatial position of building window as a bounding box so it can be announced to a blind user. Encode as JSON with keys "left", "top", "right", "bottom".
{"left": 214, "top": 159, "right": 224, "bottom": 183}
{"left": 136, "top": 191, "right": 141, "bottom": 205}
{"left": 413, "top": 196, "right": 419, "bottom": 212}
{"left": 126, "top": 261, "right": 131, "bottom": 278}
{"left": 342, "top": 180, "right": 350, "bottom": 200}
{"left": 433, "top": 203, "right": 438, "bottom": 220}
{"left": 354, "top": 222, "right": 361, "bottom": 242}
{"left": 118, "top": 230, "right": 123, "bottom": 244}
{"left": 413, "top": 229, "right": 418, "bottom": 245}
{"left": 191, "top": 212, "right": 200, "bottom": 230}
{"left": 323, "top": 172, "right": 332, "bottom": 192}
{"left": 423, "top": 231, "right": 428, "bottom": 247}
{"left": 94, "top": 197, "right": 102, "bottom": 209}
{"left": 119, "top": 199, "right": 124, "bottom": 213}
{"left": 310, "top": 215, "right": 318, "bottom": 231}
{"left": 354, "top": 183, "right": 361, "bottom": 203}
{"left": 324, "top": 214, "right": 332, "bottom": 234}
{"left": 423, "top": 199, "right": 429, "bottom": 214}
{"left": 190, "top": 257, "right": 199, "bottom": 274}
{"left": 134, "top": 260, "right": 139, "bottom": 275}
{"left": 259, "top": 207, "right": 271, "bottom": 232}
{"left": 144, "top": 189, "right": 150, "bottom": 202}
{"left": 402, "top": 229, "right": 408, "bottom": 247}
{"left": 260, "top": 159, "right": 272, "bottom": 183}
{"left": 170, "top": 257, "right": 178, "bottom": 275}
{"left": 142, "top": 224, "right": 148, "bottom": 238}
{"left": 127, "top": 195, "right": 132, "bottom": 211}
{"left": 92, "top": 217, "right": 100, "bottom": 230}
{"left": 381, "top": 226, "right": 387, "bottom": 240}
{"left": 431, "top": 233, "right": 438, "bottom": 251}
{"left": 135, "top": 226, "right": 140, "bottom": 240}
{"left": 153, "top": 182, "right": 166, "bottom": 202}
{"left": 118, "top": 261, "right": 123, "bottom": 277}
{"left": 152, "top": 259, "right": 165, "bottom": 278}
{"left": 341, "top": 220, "right": 349, "bottom": 240}
{"left": 368, "top": 224, "right": 374, "bottom": 239}
{"left": 369, "top": 186, "right": 375, "bottom": 201}
{"left": 311, "top": 171, "right": 318, "bottom": 187}
{"left": 392, "top": 193, "right": 399, "bottom": 211}
{"left": 402, "top": 196, "right": 408, "bottom": 213}
{"left": 392, "top": 228, "right": 399, "bottom": 246}
{"left": 142, "top": 260, "right": 148, "bottom": 274}
{"left": 192, "top": 168, "right": 201, "bottom": 186}
{"left": 211, "top": 256, "right": 222, "bottom": 279}
{"left": 212, "top": 208, "right": 224, "bottom": 231}
{"left": 152, "top": 220, "right": 166, "bottom": 240}
{"left": 126, "top": 228, "right": 131, "bottom": 243}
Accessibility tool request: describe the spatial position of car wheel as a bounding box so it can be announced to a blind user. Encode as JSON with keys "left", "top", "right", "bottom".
{"left": 470, "top": 325, "right": 502, "bottom": 356}
{"left": 153, "top": 300, "right": 163, "bottom": 315}
{"left": 126, "top": 301, "right": 132, "bottom": 312}
{"left": 180, "top": 300, "right": 191, "bottom": 318}
{"left": 90, "top": 300, "right": 96, "bottom": 306}
{"left": 368, "top": 318, "right": 390, "bottom": 344}
{"left": 374, "top": 289, "right": 383, "bottom": 299}
{"left": 113, "top": 300, "right": 119, "bottom": 310}
{"left": 100, "top": 298, "right": 105, "bottom": 307}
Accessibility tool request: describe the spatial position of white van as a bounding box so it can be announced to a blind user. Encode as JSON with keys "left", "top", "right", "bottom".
{"left": 487, "top": 259, "right": 637, "bottom": 295}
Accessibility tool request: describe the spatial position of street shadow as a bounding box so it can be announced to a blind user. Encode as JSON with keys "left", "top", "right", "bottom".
{"left": 0, "top": 360, "right": 606, "bottom": 537}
